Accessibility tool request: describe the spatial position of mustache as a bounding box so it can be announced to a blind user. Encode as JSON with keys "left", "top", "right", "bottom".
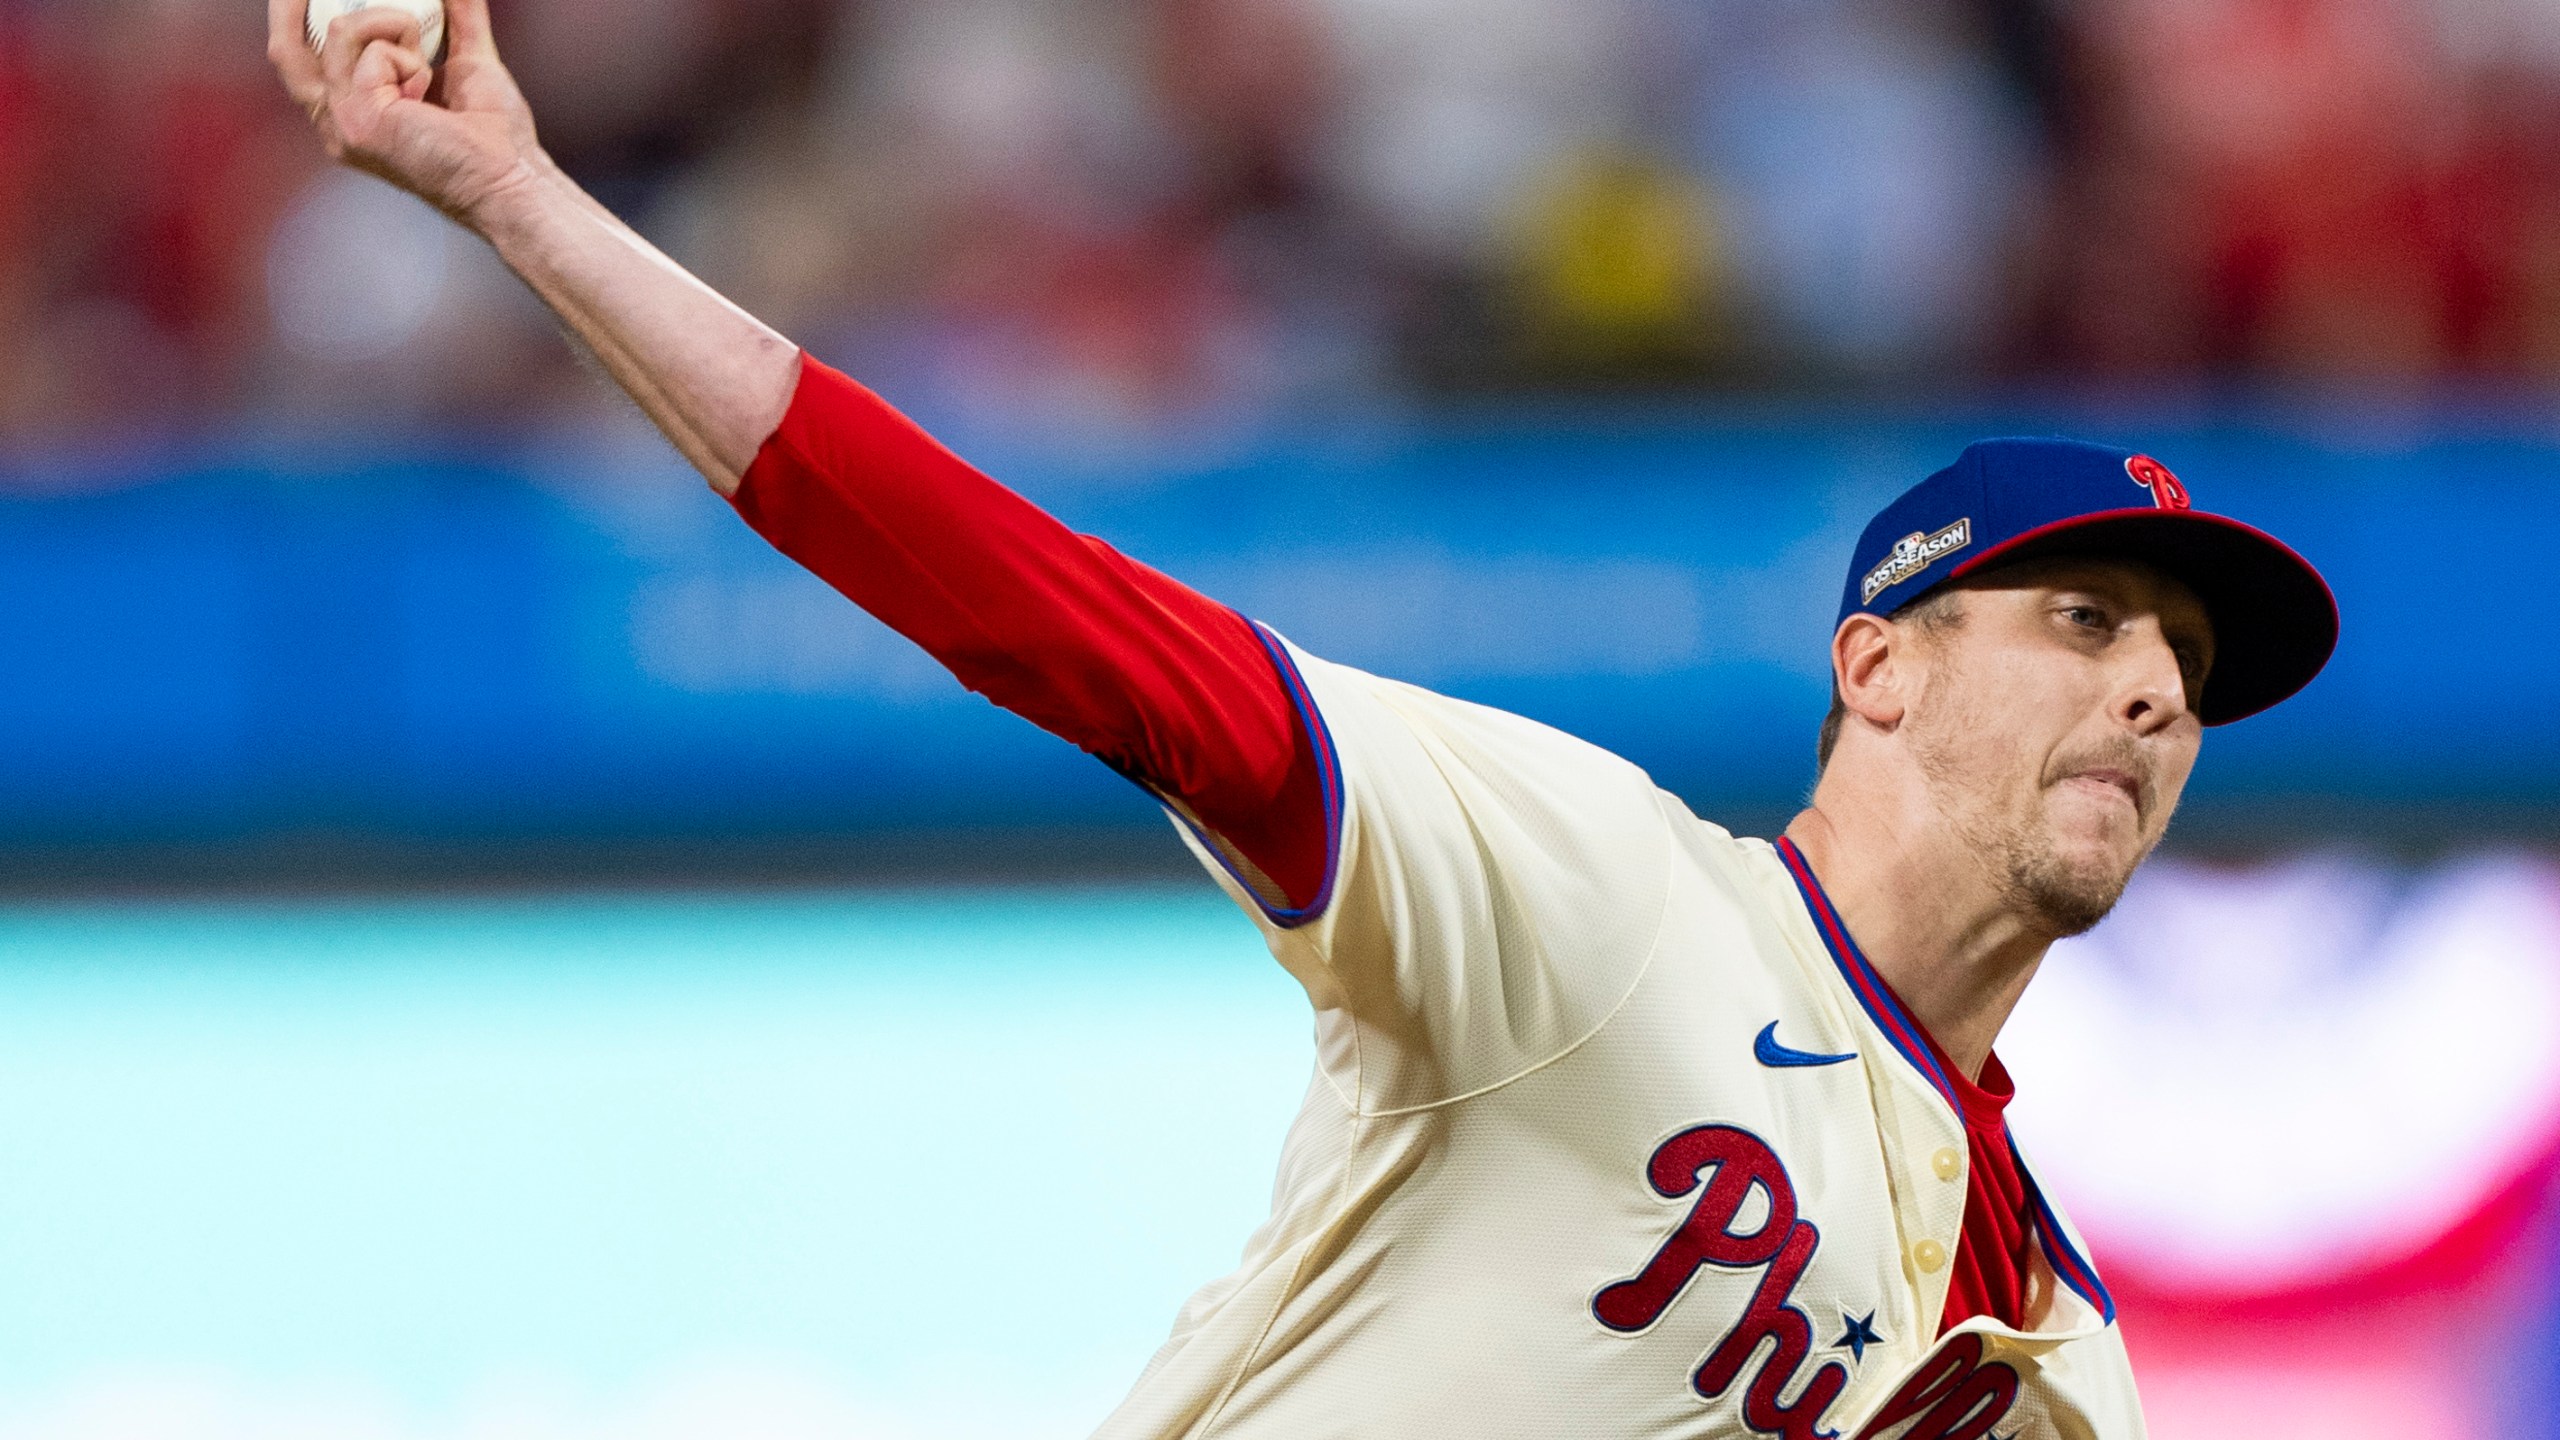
{"left": 2045, "top": 738, "right": 2161, "bottom": 818}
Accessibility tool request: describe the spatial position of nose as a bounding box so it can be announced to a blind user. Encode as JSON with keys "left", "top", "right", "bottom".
{"left": 2113, "top": 631, "right": 2193, "bottom": 737}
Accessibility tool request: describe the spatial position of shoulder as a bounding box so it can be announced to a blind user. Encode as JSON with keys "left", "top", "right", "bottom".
{"left": 1282, "top": 639, "right": 1661, "bottom": 795}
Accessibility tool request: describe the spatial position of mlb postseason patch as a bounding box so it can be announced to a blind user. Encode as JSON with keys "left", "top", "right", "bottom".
{"left": 1859, "top": 519, "right": 1971, "bottom": 604}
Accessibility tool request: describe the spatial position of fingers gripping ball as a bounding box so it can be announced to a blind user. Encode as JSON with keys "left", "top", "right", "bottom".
{"left": 307, "top": 0, "right": 446, "bottom": 65}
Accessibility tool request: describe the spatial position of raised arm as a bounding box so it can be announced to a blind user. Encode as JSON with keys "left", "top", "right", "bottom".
{"left": 268, "top": 0, "right": 1331, "bottom": 911}
{"left": 268, "top": 0, "right": 792, "bottom": 491}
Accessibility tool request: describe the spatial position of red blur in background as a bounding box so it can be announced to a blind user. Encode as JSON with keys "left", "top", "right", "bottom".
{"left": 18, "top": 0, "right": 2560, "bottom": 447}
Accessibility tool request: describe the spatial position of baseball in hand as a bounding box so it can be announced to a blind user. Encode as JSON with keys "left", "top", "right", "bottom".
{"left": 306, "top": 0, "right": 447, "bottom": 64}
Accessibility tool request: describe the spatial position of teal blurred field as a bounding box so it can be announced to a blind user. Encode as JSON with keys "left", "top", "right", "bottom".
{"left": 0, "top": 886, "right": 1309, "bottom": 1439}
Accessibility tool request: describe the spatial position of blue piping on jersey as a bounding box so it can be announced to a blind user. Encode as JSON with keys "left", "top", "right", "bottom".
{"left": 2010, "top": 1132, "right": 2118, "bottom": 1324}
{"left": 1776, "top": 837, "right": 2117, "bottom": 1326}
{"left": 1775, "top": 838, "right": 1960, "bottom": 1111}
{"left": 1155, "top": 619, "right": 1344, "bottom": 929}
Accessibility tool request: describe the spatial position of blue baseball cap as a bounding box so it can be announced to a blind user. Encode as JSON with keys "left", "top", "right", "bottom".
{"left": 1839, "top": 437, "right": 2337, "bottom": 724}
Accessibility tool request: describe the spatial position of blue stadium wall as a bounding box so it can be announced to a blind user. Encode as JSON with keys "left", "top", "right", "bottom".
{"left": 1, "top": 411, "right": 2549, "bottom": 862}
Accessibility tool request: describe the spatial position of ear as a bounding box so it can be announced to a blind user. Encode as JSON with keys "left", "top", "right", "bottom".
{"left": 1832, "top": 613, "right": 1908, "bottom": 732}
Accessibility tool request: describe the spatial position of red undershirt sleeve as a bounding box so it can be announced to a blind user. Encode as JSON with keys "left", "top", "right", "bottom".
{"left": 724, "top": 351, "right": 1330, "bottom": 913}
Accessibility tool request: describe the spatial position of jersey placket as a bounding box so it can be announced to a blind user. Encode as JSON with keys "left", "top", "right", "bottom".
{"left": 1767, "top": 837, "right": 1979, "bottom": 1351}
{"left": 1767, "top": 838, "right": 2121, "bottom": 1384}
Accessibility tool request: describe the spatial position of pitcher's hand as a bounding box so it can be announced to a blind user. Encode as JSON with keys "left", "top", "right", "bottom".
{"left": 268, "top": 0, "right": 546, "bottom": 229}
{"left": 267, "top": 0, "right": 797, "bottom": 490}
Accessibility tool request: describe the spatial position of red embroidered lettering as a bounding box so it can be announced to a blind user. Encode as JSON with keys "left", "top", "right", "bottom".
{"left": 1693, "top": 1217, "right": 1850, "bottom": 1440}
{"left": 1593, "top": 1125, "right": 1797, "bottom": 1332}
{"left": 1594, "top": 1125, "right": 1850, "bottom": 1440}
{"left": 1854, "top": 1333, "right": 2021, "bottom": 1440}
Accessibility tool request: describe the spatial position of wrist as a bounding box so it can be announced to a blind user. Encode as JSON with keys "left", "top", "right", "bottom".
{"left": 456, "top": 153, "right": 566, "bottom": 246}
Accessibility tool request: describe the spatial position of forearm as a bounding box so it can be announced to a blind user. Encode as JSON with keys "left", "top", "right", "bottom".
{"left": 469, "top": 159, "right": 796, "bottom": 493}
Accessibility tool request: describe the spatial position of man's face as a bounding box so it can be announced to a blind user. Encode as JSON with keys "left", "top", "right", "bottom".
{"left": 1899, "top": 557, "right": 2213, "bottom": 937}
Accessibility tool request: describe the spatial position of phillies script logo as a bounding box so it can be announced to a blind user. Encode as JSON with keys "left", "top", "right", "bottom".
{"left": 1592, "top": 1125, "right": 2022, "bottom": 1440}
{"left": 1592, "top": 1125, "right": 1849, "bottom": 1437}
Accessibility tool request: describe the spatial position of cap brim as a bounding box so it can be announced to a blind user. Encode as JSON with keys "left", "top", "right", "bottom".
{"left": 1947, "top": 509, "right": 2338, "bottom": 725}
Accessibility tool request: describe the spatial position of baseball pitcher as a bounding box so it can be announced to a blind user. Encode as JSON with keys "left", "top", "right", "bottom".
{"left": 271, "top": 7, "right": 2339, "bottom": 1436}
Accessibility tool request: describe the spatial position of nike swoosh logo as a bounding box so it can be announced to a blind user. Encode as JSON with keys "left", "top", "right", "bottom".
{"left": 1755, "top": 1021, "right": 1857, "bottom": 1068}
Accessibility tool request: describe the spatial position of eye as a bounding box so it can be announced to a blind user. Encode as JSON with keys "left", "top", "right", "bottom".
{"left": 2061, "top": 603, "right": 2108, "bottom": 631}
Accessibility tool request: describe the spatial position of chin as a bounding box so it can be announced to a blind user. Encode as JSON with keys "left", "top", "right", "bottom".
{"left": 2016, "top": 859, "right": 2129, "bottom": 937}
{"left": 2015, "top": 824, "right": 2147, "bottom": 938}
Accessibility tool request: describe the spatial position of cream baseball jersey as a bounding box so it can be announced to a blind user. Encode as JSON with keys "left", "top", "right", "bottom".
{"left": 1096, "top": 636, "right": 2144, "bottom": 1440}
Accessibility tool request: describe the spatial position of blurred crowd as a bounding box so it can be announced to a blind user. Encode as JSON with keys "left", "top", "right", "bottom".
{"left": 10, "top": 0, "right": 2560, "bottom": 443}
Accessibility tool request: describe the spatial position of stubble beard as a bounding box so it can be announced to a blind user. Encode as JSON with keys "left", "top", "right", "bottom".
{"left": 1910, "top": 718, "right": 2154, "bottom": 941}
{"left": 1995, "top": 817, "right": 2143, "bottom": 938}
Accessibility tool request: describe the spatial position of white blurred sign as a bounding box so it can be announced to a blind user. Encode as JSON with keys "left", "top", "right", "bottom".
{"left": 2006, "top": 854, "right": 2560, "bottom": 1294}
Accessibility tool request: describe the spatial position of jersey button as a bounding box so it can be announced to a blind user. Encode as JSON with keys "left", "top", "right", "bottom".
{"left": 1913, "top": 1239, "right": 1948, "bottom": 1273}
{"left": 1931, "top": 1147, "right": 1961, "bottom": 1182}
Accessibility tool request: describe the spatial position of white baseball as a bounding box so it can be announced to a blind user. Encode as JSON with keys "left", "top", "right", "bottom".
{"left": 305, "top": 0, "right": 447, "bottom": 65}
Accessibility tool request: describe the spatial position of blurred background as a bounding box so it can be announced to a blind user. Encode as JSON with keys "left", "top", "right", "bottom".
{"left": 4, "top": 0, "right": 2560, "bottom": 1435}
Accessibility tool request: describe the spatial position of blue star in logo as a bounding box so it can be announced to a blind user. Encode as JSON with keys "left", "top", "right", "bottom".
{"left": 1832, "top": 1309, "right": 1882, "bottom": 1364}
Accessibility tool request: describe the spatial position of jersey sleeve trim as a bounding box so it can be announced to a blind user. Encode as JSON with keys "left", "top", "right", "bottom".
{"left": 1160, "top": 621, "right": 1344, "bottom": 929}
{"left": 2009, "top": 1131, "right": 2119, "bottom": 1324}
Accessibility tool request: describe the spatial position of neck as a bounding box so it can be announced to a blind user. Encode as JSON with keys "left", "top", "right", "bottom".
{"left": 1782, "top": 794, "right": 2054, "bottom": 1082}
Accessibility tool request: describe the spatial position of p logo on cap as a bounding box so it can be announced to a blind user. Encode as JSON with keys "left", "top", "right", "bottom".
{"left": 2126, "top": 455, "right": 2189, "bottom": 511}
